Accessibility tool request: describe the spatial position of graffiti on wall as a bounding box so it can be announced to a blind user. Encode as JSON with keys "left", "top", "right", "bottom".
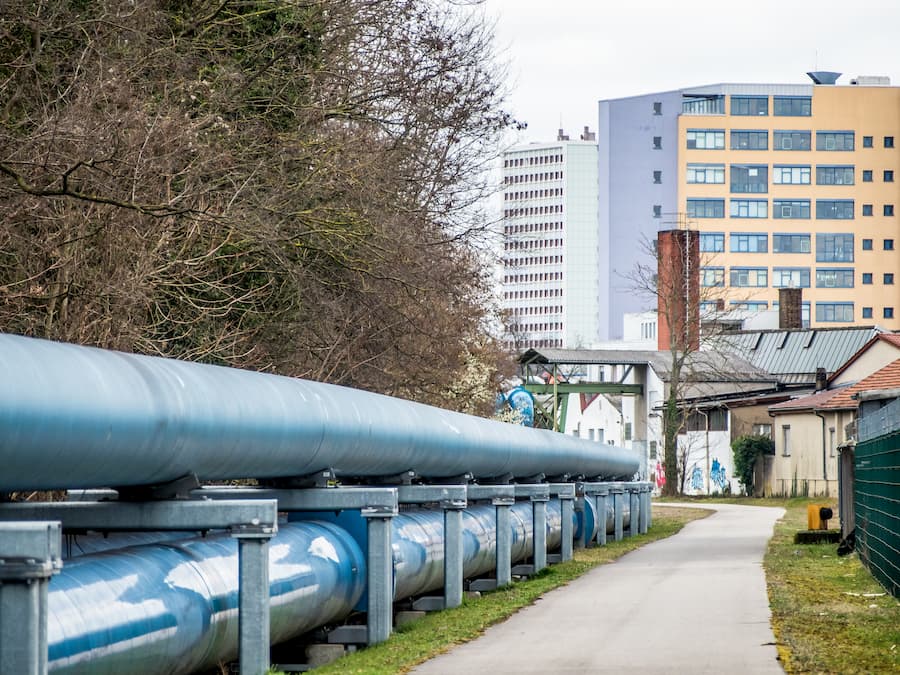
{"left": 710, "top": 458, "right": 728, "bottom": 491}
{"left": 690, "top": 466, "right": 704, "bottom": 492}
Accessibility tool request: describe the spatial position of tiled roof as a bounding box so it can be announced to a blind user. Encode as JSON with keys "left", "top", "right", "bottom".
{"left": 769, "top": 358, "right": 900, "bottom": 414}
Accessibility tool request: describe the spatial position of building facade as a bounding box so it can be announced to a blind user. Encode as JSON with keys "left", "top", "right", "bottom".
{"left": 600, "top": 77, "right": 900, "bottom": 338}
{"left": 501, "top": 129, "right": 600, "bottom": 349}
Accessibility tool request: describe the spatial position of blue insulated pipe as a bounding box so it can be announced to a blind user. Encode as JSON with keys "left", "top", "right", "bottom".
{"left": 47, "top": 521, "right": 366, "bottom": 675}
{"left": 0, "top": 334, "right": 639, "bottom": 491}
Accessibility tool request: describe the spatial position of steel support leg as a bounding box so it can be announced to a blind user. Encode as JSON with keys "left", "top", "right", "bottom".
{"left": 443, "top": 507, "right": 463, "bottom": 608}
{"left": 0, "top": 522, "right": 61, "bottom": 675}
{"left": 595, "top": 494, "right": 608, "bottom": 546}
{"left": 236, "top": 534, "right": 271, "bottom": 675}
{"left": 560, "top": 497, "right": 574, "bottom": 561}
{"left": 639, "top": 487, "right": 650, "bottom": 534}
{"left": 532, "top": 500, "right": 547, "bottom": 572}
{"left": 496, "top": 503, "right": 512, "bottom": 587}
{"left": 629, "top": 489, "right": 639, "bottom": 537}
{"left": 613, "top": 491, "right": 624, "bottom": 542}
{"left": 365, "top": 516, "right": 393, "bottom": 644}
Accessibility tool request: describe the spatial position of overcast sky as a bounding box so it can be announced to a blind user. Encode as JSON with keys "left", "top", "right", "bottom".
{"left": 484, "top": 0, "right": 900, "bottom": 144}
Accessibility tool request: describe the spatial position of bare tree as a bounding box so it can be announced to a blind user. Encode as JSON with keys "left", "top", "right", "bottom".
{"left": 0, "top": 0, "right": 518, "bottom": 411}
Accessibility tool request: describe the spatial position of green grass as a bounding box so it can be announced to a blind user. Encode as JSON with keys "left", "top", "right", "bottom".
{"left": 305, "top": 506, "right": 709, "bottom": 674}
{"left": 764, "top": 498, "right": 900, "bottom": 674}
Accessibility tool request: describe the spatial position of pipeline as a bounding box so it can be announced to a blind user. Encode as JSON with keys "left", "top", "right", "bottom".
{"left": 47, "top": 502, "right": 566, "bottom": 675}
{"left": 0, "top": 334, "right": 639, "bottom": 491}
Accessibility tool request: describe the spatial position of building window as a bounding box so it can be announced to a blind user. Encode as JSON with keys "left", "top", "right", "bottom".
{"left": 817, "top": 131, "right": 855, "bottom": 151}
{"left": 773, "top": 233, "right": 810, "bottom": 253}
{"left": 649, "top": 440, "right": 658, "bottom": 459}
{"left": 731, "top": 164, "right": 768, "bottom": 193}
{"left": 683, "top": 95, "right": 725, "bottom": 115}
{"left": 653, "top": 170, "right": 662, "bottom": 184}
{"left": 653, "top": 204, "right": 662, "bottom": 218}
{"left": 773, "top": 267, "right": 810, "bottom": 288}
{"left": 862, "top": 238, "right": 873, "bottom": 250}
{"left": 730, "top": 199, "right": 768, "bottom": 218}
{"left": 731, "top": 130, "right": 768, "bottom": 150}
{"left": 816, "top": 199, "right": 854, "bottom": 219}
{"left": 886, "top": 239, "right": 895, "bottom": 251}
{"left": 653, "top": 136, "right": 662, "bottom": 149}
{"left": 863, "top": 204, "right": 873, "bottom": 216}
{"left": 730, "top": 267, "right": 768, "bottom": 287}
{"left": 686, "top": 198, "right": 725, "bottom": 218}
{"left": 816, "top": 165, "right": 854, "bottom": 185}
{"left": 731, "top": 301, "right": 768, "bottom": 312}
{"left": 863, "top": 170, "right": 873, "bottom": 182}
{"left": 885, "top": 273, "right": 895, "bottom": 285}
{"left": 885, "top": 170, "right": 895, "bottom": 182}
{"left": 700, "top": 233, "right": 725, "bottom": 252}
{"left": 753, "top": 423, "right": 773, "bottom": 438}
{"left": 885, "top": 136, "right": 895, "bottom": 148}
{"left": 782, "top": 425, "right": 791, "bottom": 456}
{"left": 862, "top": 307, "right": 873, "bottom": 319}
{"left": 774, "top": 96, "right": 811, "bottom": 116}
{"left": 773, "top": 200, "right": 810, "bottom": 219}
{"left": 701, "top": 267, "right": 725, "bottom": 287}
{"left": 816, "top": 233, "right": 854, "bottom": 262}
{"left": 687, "top": 129, "right": 725, "bottom": 149}
{"left": 653, "top": 101, "right": 662, "bottom": 115}
{"left": 816, "top": 269, "right": 854, "bottom": 288}
{"left": 773, "top": 165, "right": 810, "bottom": 184}
{"left": 885, "top": 204, "right": 895, "bottom": 216}
{"left": 862, "top": 273, "right": 873, "bottom": 284}
{"left": 731, "top": 233, "right": 768, "bottom": 252}
{"left": 863, "top": 136, "right": 874, "bottom": 148}
{"left": 774, "top": 130, "right": 811, "bottom": 150}
{"left": 886, "top": 307, "right": 896, "bottom": 319}
{"left": 816, "top": 302, "right": 854, "bottom": 322}
{"left": 731, "top": 95, "right": 768, "bottom": 116}
{"left": 687, "top": 163, "right": 725, "bottom": 184}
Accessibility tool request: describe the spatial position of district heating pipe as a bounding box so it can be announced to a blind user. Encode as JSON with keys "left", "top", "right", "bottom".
{"left": 46, "top": 502, "right": 568, "bottom": 675}
{"left": 0, "top": 334, "right": 639, "bottom": 492}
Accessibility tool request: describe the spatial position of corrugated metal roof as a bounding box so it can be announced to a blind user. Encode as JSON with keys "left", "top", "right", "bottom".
{"left": 770, "top": 359, "right": 900, "bottom": 413}
{"left": 713, "top": 327, "right": 879, "bottom": 381}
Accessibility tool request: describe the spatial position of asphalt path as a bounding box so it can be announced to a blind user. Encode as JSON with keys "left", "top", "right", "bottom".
{"left": 412, "top": 503, "right": 785, "bottom": 674}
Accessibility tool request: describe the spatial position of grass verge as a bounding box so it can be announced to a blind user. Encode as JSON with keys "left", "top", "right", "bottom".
{"left": 765, "top": 498, "right": 900, "bottom": 674}
{"left": 307, "top": 506, "right": 710, "bottom": 674}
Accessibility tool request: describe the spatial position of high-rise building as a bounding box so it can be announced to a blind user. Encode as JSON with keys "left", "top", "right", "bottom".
{"left": 501, "top": 127, "right": 599, "bottom": 349}
{"left": 599, "top": 75, "right": 900, "bottom": 339}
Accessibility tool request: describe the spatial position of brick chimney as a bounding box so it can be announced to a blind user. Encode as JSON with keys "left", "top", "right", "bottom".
{"left": 657, "top": 229, "right": 700, "bottom": 352}
{"left": 778, "top": 288, "right": 802, "bottom": 330}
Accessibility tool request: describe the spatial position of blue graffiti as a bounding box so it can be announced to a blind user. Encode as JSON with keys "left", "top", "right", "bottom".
{"left": 690, "top": 466, "right": 704, "bottom": 491}
{"left": 710, "top": 458, "right": 728, "bottom": 490}
{"left": 495, "top": 386, "right": 534, "bottom": 426}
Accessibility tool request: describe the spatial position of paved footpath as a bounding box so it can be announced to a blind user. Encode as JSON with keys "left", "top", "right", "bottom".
{"left": 413, "top": 503, "right": 785, "bottom": 675}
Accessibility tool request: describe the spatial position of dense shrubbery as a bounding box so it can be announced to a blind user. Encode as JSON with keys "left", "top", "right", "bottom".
{"left": 732, "top": 435, "right": 775, "bottom": 494}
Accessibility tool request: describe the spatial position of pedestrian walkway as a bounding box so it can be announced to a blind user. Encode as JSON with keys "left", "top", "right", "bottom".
{"left": 412, "top": 503, "right": 785, "bottom": 674}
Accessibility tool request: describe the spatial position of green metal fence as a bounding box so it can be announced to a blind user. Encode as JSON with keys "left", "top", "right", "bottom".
{"left": 854, "top": 429, "right": 900, "bottom": 598}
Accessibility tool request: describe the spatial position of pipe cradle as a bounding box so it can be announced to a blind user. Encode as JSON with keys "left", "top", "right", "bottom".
{"left": 0, "top": 334, "right": 639, "bottom": 491}
{"left": 47, "top": 521, "right": 366, "bottom": 675}
{"left": 575, "top": 497, "right": 631, "bottom": 542}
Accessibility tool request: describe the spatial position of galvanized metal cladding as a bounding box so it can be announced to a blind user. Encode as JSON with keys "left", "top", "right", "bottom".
{"left": 0, "top": 334, "right": 639, "bottom": 491}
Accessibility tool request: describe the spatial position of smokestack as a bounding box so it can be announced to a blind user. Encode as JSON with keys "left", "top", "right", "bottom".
{"left": 656, "top": 229, "right": 700, "bottom": 352}
{"left": 557, "top": 128, "right": 570, "bottom": 141}
{"left": 815, "top": 367, "right": 827, "bottom": 391}
{"left": 779, "top": 288, "right": 802, "bottom": 330}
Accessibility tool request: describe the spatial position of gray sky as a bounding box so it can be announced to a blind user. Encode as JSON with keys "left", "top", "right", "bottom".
{"left": 485, "top": 0, "right": 900, "bottom": 144}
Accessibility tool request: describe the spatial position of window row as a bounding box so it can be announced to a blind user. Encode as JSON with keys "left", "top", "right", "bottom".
{"left": 504, "top": 189, "right": 563, "bottom": 200}
{"left": 503, "top": 205, "right": 564, "bottom": 217}
{"left": 507, "top": 339, "right": 564, "bottom": 349}
{"left": 698, "top": 233, "right": 864, "bottom": 261}
{"left": 682, "top": 95, "right": 814, "bottom": 116}
{"left": 504, "top": 289, "right": 563, "bottom": 299}
{"left": 512, "top": 322, "right": 564, "bottom": 332}
{"left": 505, "top": 239, "right": 563, "bottom": 250}
{"left": 503, "top": 172, "right": 563, "bottom": 184}
{"left": 503, "top": 272, "right": 564, "bottom": 283}
{"left": 686, "top": 198, "right": 894, "bottom": 220}
{"left": 688, "top": 129, "right": 896, "bottom": 152}
{"left": 510, "top": 306, "right": 563, "bottom": 316}
{"left": 698, "top": 266, "right": 874, "bottom": 289}
{"left": 504, "top": 155, "right": 562, "bottom": 168}
{"left": 504, "top": 222, "right": 563, "bottom": 235}
{"left": 686, "top": 165, "right": 889, "bottom": 190}
{"left": 503, "top": 256, "right": 564, "bottom": 268}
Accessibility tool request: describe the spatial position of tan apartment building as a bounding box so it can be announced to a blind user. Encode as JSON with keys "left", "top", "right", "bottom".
{"left": 677, "top": 76, "right": 900, "bottom": 328}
